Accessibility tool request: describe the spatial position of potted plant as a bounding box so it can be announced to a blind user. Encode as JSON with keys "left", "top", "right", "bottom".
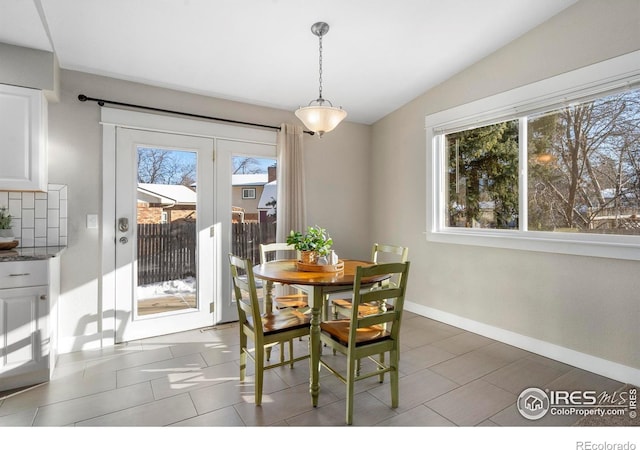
{"left": 0, "top": 206, "right": 13, "bottom": 239}
{"left": 287, "top": 225, "right": 333, "bottom": 264}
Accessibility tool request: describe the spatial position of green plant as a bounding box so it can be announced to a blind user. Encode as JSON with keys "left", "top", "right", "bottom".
{"left": 0, "top": 207, "right": 12, "bottom": 229}
{"left": 286, "top": 225, "right": 333, "bottom": 256}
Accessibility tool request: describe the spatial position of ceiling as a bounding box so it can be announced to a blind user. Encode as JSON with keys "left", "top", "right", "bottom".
{"left": 1, "top": 0, "right": 578, "bottom": 125}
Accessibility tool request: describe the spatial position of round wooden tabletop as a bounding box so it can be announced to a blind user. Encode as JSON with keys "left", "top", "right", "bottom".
{"left": 252, "top": 259, "right": 389, "bottom": 287}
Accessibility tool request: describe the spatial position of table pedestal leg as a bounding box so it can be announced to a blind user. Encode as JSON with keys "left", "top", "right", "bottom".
{"left": 309, "top": 286, "right": 322, "bottom": 407}
{"left": 264, "top": 280, "right": 274, "bottom": 314}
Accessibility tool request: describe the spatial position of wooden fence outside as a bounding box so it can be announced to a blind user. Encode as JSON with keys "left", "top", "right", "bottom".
{"left": 137, "top": 221, "right": 277, "bottom": 285}
{"left": 231, "top": 221, "right": 277, "bottom": 263}
{"left": 137, "top": 222, "right": 197, "bottom": 285}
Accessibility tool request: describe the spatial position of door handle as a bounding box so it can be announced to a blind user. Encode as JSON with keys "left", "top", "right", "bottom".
{"left": 118, "top": 217, "right": 129, "bottom": 232}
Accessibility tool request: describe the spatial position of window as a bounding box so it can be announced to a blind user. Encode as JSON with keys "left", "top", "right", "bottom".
{"left": 447, "top": 120, "right": 520, "bottom": 229}
{"left": 242, "top": 188, "right": 256, "bottom": 199}
{"left": 426, "top": 51, "right": 640, "bottom": 260}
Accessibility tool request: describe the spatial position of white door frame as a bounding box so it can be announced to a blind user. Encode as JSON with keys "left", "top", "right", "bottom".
{"left": 100, "top": 108, "right": 276, "bottom": 347}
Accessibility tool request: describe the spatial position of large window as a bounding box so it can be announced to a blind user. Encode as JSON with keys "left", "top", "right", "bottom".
{"left": 427, "top": 51, "right": 640, "bottom": 260}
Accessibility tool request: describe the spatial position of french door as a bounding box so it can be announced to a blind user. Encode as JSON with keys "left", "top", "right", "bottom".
{"left": 114, "top": 128, "right": 215, "bottom": 342}
{"left": 215, "top": 139, "right": 277, "bottom": 323}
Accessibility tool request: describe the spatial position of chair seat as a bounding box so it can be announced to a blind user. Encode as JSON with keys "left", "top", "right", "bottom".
{"left": 332, "top": 298, "right": 394, "bottom": 316}
{"left": 248, "top": 308, "right": 311, "bottom": 335}
{"left": 320, "top": 319, "right": 391, "bottom": 347}
{"left": 274, "top": 293, "right": 309, "bottom": 309}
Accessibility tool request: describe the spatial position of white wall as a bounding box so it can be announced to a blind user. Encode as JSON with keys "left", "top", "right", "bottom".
{"left": 371, "top": 0, "right": 640, "bottom": 381}
{"left": 47, "top": 69, "right": 372, "bottom": 351}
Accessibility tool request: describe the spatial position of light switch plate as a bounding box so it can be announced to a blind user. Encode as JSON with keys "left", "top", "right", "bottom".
{"left": 87, "top": 214, "right": 99, "bottom": 229}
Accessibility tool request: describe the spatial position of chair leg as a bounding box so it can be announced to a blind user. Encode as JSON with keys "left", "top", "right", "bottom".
{"left": 255, "top": 347, "right": 265, "bottom": 406}
{"left": 289, "top": 339, "right": 295, "bottom": 368}
{"left": 239, "top": 333, "right": 247, "bottom": 381}
{"left": 345, "top": 355, "right": 356, "bottom": 425}
{"left": 390, "top": 349, "right": 399, "bottom": 408}
{"left": 378, "top": 352, "right": 385, "bottom": 383}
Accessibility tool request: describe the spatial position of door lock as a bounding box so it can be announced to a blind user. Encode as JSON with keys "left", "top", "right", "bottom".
{"left": 118, "top": 217, "right": 129, "bottom": 232}
{"left": 119, "top": 236, "right": 128, "bottom": 244}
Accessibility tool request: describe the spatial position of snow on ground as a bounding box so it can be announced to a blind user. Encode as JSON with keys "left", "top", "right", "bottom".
{"left": 137, "top": 277, "right": 196, "bottom": 299}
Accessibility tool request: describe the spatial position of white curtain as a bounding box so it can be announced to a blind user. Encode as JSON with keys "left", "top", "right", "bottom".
{"left": 276, "top": 123, "right": 306, "bottom": 242}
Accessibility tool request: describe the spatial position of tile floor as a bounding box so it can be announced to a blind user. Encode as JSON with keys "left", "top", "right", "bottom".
{"left": 0, "top": 312, "right": 632, "bottom": 427}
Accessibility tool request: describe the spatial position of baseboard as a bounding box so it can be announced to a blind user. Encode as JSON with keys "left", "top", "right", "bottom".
{"left": 405, "top": 301, "right": 640, "bottom": 387}
{"left": 57, "top": 333, "right": 104, "bottom": 354}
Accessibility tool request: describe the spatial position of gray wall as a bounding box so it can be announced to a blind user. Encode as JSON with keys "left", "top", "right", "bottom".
{"left": 48, "top": 70, "right": 372, "bottom": 350}
{"left": 0, "top": 42, "right": 59, "bottom": 100}
{"left": 371, "top": 0, "right": 640, "bottom": 373}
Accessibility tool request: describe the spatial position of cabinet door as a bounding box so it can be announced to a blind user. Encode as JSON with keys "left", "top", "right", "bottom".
{"left": 0, "top": 84, "right": 47, "bottom": 191}
{"left": 0, "top": 286, "right": 48, "bottom": 390}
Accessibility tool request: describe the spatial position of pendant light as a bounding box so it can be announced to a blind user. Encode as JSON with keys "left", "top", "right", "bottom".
{"left": 295, "top": 22, "right": 347, "bottom": 137}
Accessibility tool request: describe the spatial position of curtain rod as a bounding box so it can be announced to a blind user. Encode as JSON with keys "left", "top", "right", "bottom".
{"left": 77, "top": 94, "right": 315, "bottom": 135}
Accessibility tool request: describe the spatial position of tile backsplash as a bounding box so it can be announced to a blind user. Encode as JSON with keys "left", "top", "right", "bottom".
{"left": 0, "top": 184, "right": 68, "bottom": 247}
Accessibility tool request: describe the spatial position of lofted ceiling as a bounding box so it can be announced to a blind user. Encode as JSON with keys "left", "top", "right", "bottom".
{"left": 0, "top": 0, "right": 577, "bottom": 125}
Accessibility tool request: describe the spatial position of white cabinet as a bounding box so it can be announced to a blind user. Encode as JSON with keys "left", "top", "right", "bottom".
{"left": 0, "top": 258, "right": 59, "bottom": 391}
{"left": 0, "top": 84, "right": 48, "bottom": 192}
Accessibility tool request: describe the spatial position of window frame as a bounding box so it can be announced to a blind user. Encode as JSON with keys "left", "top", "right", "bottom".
{"left": 426, "top": 50, "right": 640, "bottom": 261}
{"left": 242, "top": 187, "right": 256, "bottom": 199}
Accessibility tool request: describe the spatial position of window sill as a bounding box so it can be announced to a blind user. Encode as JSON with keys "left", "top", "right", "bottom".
{"left": 426, "top": 229, "right": 640, "bottom": 261}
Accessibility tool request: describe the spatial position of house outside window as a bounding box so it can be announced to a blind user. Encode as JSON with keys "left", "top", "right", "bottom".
{"left": 242, "top": 188, "right": 256, "bottom": 199}
{"left": 426, "top": 52, "right": 640, "bottom": 260}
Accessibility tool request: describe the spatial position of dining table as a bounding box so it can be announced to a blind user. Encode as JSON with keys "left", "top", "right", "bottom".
{"left": 252, "top": 258, "right": 391, "bottom": 406}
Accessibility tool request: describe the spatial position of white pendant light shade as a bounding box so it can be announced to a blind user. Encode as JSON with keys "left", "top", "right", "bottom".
{"left": 296, "top": 22, "right": 346, "bottom": 137}
{"left": 295, "top": 103, "right": 347, "bottom": 137}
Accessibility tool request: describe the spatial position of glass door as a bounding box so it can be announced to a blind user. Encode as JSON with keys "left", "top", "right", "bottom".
{"left": 115, "top": 128, "right": 215, "bottom": 342}
{"left": 214, "top": 139, "right": 277, "bottom": 323}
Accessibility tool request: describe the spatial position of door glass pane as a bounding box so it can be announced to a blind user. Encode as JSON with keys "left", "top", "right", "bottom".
{"left": 231, "top": 156, "right": 277, "bottom": 262}
{"left": 136, "top": 147, "right": 198, "bottom": 317}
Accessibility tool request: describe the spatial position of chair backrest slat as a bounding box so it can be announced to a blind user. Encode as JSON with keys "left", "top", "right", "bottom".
{"left": 371, "top": 244, "right": 408, "bottom": 288}
{"left": 260, "top": 242, "right": 297, "bottom": 263}
{"left": 229, "top": 253, "right": 263, "bottom": 338}
{"left": 349, "top": 261, "right": 410, "bottom": 343}
{"left": 357, "top": 311, "right": 396, "bottom": 328}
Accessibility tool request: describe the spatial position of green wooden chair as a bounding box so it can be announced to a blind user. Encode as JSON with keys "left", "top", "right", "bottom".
{"left": 332, "top": 243, "right": 409, "bottom": 318}
{"left": 319, "top": 261, "right": 411, "bottom": 425}
{"left": 259, "top": 243, "right": 308, "bottom": 311}
{"left": 229, "top": 253, "right": 310, "bottom": 406}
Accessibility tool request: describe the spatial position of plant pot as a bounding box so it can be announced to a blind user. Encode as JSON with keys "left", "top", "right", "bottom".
{"left": 300, "top": 250, "right": 318, "bottom": 265}
{"left": 0, "top": 229, "right": 13, "bottom": 238}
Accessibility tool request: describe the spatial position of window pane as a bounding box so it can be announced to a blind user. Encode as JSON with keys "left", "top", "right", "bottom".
{"left": 527, "top": 88, "right": 640, "bottom": 235}
{"left": 446, "top": 121, "right": 519, "bottom": 229}
{"left": 231, "top": 156, "right": 277, "bottom": 263}
{"left": 136, "top": 148, "right": 197, "bottom": 317}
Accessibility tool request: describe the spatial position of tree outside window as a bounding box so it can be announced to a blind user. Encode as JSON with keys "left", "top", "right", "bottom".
{"left": 446, "top": 121, "right": 519, "bottom": 229}
{"left": 445, "top": 87, "right": 640, "bottom": 236}
{"left": 528, "top": 90, "right": 640, "bottom": 234}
